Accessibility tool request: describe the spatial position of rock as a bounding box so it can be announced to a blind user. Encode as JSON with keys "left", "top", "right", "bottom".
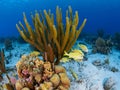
{"left": 110, "top": 86, "right": 117, "bottom": 90}
{"left": 103, "top": 77, "right": 116, "bottom": 90}
{"left": 110, "top": 67, "right": 119, "bottom": 72}
{"left": 89, "top": 84, "right": 99, "bottom": 90}
{"left": 92, "top": 60, "right": 102, "bottom": 66}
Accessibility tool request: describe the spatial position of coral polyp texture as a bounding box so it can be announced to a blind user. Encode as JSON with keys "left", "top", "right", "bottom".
{"left": 15, "top": 55, "right": 70, "bottom": 90}
{"left": 16, "top": 6, "right": 87, "bottom": 64}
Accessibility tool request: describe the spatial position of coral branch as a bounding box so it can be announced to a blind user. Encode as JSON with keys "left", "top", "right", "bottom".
{"left": 0, "top": 49, "right": 6, "bottom": 73}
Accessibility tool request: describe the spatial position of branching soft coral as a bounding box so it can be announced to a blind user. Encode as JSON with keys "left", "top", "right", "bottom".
{"left": 16, "top": 6, "right": 87, "bottom": 64}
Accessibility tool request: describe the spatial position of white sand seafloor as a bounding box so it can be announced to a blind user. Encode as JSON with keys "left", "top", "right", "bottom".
{"left": 0, "top": 41, "right": 120, "bottom": 90}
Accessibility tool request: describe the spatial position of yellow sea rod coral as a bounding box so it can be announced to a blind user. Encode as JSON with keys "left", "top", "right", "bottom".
{"left": 16, "top": 6, "right": 87, "bottom": 64}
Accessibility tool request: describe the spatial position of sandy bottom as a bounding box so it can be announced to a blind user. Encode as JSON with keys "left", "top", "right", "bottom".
{"left": 0, "top": 41, "right": 120, "bottom": 90}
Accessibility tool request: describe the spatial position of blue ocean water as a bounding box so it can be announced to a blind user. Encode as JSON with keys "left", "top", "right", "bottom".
{"left": 0, "top": 0, "right": 120, "bottom": 37}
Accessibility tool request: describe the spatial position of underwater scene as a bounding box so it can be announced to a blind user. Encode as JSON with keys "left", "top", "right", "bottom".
{"left": 0, "top": 0, "right": 120, "bottom": 90}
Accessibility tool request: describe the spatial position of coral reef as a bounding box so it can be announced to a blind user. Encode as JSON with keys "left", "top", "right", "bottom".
{"left": 0, "top": 49, "right": 6, "bottom": 73}
{"left": 15, "top": 55, "right": 70, "bottom": 90}
{"left": 16, "top": 6, "right": 87, "bottom": 64}
{"left": 0, "top": 43, "right": 71, "bottom": 90}
{"left": 113, "top": 32, "right": 120, "bottom": 50}
{"left": 92, "top": 37, "right": 112, "bottom": 54}
{"left": 4, "top": 39, "right": 13, "bottom": 50}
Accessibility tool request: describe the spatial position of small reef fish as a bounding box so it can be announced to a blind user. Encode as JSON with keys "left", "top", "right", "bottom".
{"left": 70, "top": 68, "right": 78, "bottom": 80}
{"left": 60, "top": 57, "right": 70, "bottom": 63}
{"left": 63, "top": 50, "right": 84, "bottom": 61}
{"left": 71, "top": 50, "right": 84, "bottom": 56}
{"left": 78, "top": 44, "right": 88, "bottom": 53}
{"left": 29, "top": 51, "right": 40, "bottom": 56}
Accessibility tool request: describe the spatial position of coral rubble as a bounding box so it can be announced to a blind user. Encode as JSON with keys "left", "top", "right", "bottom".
{"left": 16, "top": 6, "right": 87, "bottom": 64}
